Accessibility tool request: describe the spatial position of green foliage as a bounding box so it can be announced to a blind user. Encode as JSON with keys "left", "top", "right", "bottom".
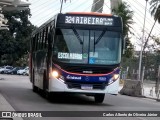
{"left": 15, "top": 54, "right": 28, "bottom": 67}
{"left": 0, "top": 9, "right": 35, "bottom": 66}
{"left": 143, "top": 52, "right": 160, "bottom": 80}
{"left": 123, "top": 37, "right": 134, "bottom": 58}
{"left": 112, "top": 2, "right": 134, "bottom": 58}
{"left": 150, "top": 0, "right": 160, "bottom": 23}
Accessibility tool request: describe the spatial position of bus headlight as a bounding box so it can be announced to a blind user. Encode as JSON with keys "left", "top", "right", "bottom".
{"left": 113, "top": 74, "right": 119, "bottom": 80}
{"left": 108, "top": 74, "right": 119, "bottom": 85}
{"left": 51, "top": 70, "right": 59, "bottom": 78}
{"left": 51, "top": 70, "right": 64, "bottom": 82}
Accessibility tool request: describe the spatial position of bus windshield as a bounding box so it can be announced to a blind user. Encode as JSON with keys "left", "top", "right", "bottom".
{"left": 53, "top": 28, "right": 121, "bottom": 65}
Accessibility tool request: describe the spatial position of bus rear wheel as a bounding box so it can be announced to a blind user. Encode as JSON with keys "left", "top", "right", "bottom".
{"left": 32, "top": 85, "right": 38, "bottom": 92}
{"left": 94, "top": 94, "right": 105, "bottom": 103}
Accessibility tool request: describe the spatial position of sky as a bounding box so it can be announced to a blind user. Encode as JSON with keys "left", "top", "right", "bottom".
{"left": 28, "top": 0, "right": 160, "bottom": 50}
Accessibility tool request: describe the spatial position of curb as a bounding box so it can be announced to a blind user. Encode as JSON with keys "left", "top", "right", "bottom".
{"left": 119, "top": 93, "right": 160, "bottom": 101}
{"left": 143, "top": 96, "right": 160, "bottom": 102}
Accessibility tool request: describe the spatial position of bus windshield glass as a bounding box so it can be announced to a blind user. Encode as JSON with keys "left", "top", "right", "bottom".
{"left": 53, "top": 28, "right": 121, "bottom": 65}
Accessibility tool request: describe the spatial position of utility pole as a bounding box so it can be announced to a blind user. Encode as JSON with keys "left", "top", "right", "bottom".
{"left": 138, "top": 0, "right": 148, "bottom": 91}
{"left": 138, "top": 0, "right": 148, "bottom": 81}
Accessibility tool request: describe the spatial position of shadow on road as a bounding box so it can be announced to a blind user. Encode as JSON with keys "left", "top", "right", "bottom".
{"left": 37, "top": 91, "right": 113, "bottom": 106}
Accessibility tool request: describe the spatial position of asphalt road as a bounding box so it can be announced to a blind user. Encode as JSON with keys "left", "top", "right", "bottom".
{"left": 0, "top": 74, "right": 160, "bottom": 120}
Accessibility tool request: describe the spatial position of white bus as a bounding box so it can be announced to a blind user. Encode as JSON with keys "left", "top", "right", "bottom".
{"left": 29, "top": 12, "right": 123, "bottom": 103}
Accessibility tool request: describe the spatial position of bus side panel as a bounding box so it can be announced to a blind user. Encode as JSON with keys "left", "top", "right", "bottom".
{"left": 34, "top": 51, "right": 47, "bottom": 89}
{"left": 32, "top": 21, "right": 55, "bottom": 91}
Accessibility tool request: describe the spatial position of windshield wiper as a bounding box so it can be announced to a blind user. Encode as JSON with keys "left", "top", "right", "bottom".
{"left": 93, "top": 32, "right": 95, "bottom": 53}
{"left": 94, "top": 29, "right": 107, "bottom": 45}
{"left": 82, "top": 32, "right": 84, "bottom": 53}
{"left": 72, "top": 26, "right": 83, "bottom": 44}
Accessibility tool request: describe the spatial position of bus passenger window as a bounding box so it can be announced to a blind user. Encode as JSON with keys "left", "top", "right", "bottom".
{"left": 41, "top": 30, "right": 45, "bottom": 49}
{"left": 35, "top": 34, "right": 39, "bottom": 51}
{"left": 44, "top": 27, "right": 49, "bottom": 49}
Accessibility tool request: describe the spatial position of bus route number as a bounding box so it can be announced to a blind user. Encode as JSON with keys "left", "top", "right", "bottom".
{"left": 65, "top": 16, "right": 74, "bottom": 24}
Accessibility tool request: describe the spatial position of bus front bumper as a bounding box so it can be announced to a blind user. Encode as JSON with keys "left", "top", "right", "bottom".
{"left": 48, "top": 78, "right": 119, "bottom": 95}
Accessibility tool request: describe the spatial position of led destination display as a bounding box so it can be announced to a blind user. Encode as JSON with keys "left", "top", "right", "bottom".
{"left": 65, "top": 16, "right": 114, "bottom": 26}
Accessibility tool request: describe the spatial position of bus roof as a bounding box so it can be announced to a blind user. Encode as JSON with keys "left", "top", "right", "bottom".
{"left": 32, "top": 12, "right": 121, "bottom": 36}
{"left": 66, "top": 12, "right": 113, "bottom": 16}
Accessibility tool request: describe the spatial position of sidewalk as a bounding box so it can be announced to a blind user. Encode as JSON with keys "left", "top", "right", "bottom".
{"left": 119, "top": 83, "right": 159, "bottom": 100}
{"left": 142, "top": 83, "right": 159, "bottom": 99}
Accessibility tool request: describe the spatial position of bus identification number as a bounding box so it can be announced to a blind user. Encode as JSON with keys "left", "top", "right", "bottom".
{"left": 65, "top": 16, "right": 113, "bottom": 26}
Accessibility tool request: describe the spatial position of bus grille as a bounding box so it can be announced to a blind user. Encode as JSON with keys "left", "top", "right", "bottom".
{"left": 62, "top": 65, "right": 114, "bottom": 74}
{"left": 65, "top": 81, "right": 107, "bottom": 90}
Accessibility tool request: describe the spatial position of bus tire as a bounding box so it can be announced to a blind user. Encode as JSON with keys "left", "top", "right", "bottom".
{"left": 42, "top": 70, "right": 50, "bottom": 98}
{"left": 94, "top": 94, "right": 105, "bottom": 103}
{"left": 46, "top": 92, "right": 53, "bottom": 101}
{"left": 32, "top": 69, "right": 38, "bottom": 92}
{"left": 43, "top": 70, "right": 47, "bottom": 91}
{"left": 33, "top": 85, "right": 38, "bottom": 92}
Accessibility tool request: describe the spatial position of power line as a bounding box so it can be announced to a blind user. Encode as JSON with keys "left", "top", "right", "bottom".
{"left": 126, "top": 0, "right": 160, "bottom": 33}
{"left": 132, "top": 0, "right": 159, "bottom": 28}
{"left": 83, "top": 0, "right": 101, "bottom": 12}
{"left": 129, "top": 1, "right": 160, "bottom": 32}
{"left": 103, "top": 2, "right": 111, "bottom": 13}
{"left": 126, "top": 0, "right": 153, "bottom": 25}
{"left": 32, "top": 0, "right": 42, "bottom": 4}
{"left": 32, "top": 0, "right": 77, "bottom": 26}
{"left": 30, "top": 0, "right": 54, "bottom": 10}
{"left": 68, "top": 0, "right": 91, "bottom": 12}
{"left": 31, "top": 0, "right": 60, "bottom": 15}
{"left": 29, "top": 0, "right": 73, "bottom": 22}
{"left": 104, "top": 2, "right": 110, "bottom": 10}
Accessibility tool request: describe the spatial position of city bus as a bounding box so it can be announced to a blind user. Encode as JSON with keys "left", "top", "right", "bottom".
{"left": 29, "top": 12, "right": 123, "bottom": 103}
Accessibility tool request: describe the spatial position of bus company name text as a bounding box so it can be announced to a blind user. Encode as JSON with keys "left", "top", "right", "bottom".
{"left": 66, "top": 75, "right": 82, "bottom": 80}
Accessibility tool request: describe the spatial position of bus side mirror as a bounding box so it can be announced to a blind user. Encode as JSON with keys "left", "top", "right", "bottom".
{"left": 122, "top": 36, "right": 126, "bottom": 54}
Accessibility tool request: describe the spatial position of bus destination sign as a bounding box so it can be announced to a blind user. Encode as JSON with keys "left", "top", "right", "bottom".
{"left": 65, "top": 16, "right": 114, "bottom": 26}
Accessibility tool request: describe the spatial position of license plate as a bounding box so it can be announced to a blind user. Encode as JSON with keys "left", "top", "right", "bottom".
{"left": 81, "top": 85, "right": 93, "bottom": 90}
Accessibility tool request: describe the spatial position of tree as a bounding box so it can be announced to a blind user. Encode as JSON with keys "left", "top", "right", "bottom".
{"left": 150, "top": 0, "right": 160, "bottom": 23}
{"left": 0, "top": 9, "right": 35, "bottom": 66}
{"left": 142, "top": 0, "right": 160, "bottom": 51}
{"left": 112, "top": 2, "right": 134, "bottom": 58}
{"left": 0, "top": 30, "right": 15, "bottom": 65}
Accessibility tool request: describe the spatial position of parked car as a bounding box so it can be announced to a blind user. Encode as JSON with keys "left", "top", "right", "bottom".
{"left": 6, "top": 67, "right": 22, "bottom": 75}
{"left": 23, "top": 69, "right": 29, "bottom": 76}
{"left": 17, "top": 67, "right": 29, "bottom": 75}
{"left": 0, "top": 66, "right": 13, "bottom": 74}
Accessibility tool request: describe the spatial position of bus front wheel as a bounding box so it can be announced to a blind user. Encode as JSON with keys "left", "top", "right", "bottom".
{"left": 94, "top": 94, "right": 105, "bottom": 103}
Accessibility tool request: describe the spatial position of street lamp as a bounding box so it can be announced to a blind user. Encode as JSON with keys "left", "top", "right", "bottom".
{"left": 138, "top": 0, "right": 148, "bottom": 95}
